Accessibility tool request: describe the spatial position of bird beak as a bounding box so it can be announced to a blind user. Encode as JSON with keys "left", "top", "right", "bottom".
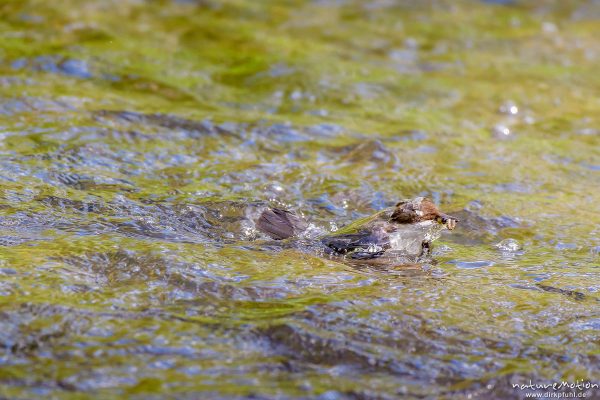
{"left": 436, "top": 213, "right": 459, "bottom": 230}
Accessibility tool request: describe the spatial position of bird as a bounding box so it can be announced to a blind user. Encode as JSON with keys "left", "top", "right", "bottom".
{"left": 256, "top": 197, "right": 458, "bottom": 261}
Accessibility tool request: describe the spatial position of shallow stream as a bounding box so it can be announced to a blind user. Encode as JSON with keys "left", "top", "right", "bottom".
{"left": 0, "top": 1, "right": 599, "bottom": 399}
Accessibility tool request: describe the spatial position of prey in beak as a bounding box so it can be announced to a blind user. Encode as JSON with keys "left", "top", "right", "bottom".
{"left": 436, "top": 213, "right": 458, "bottom": 230}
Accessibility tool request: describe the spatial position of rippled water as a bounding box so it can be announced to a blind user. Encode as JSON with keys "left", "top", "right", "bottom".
{"left": 0, "top": 0, "right": 599, "bottom": 399}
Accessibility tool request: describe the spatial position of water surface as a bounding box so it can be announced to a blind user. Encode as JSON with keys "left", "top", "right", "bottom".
{"left": 0, "top": 0, "right": 599, "bottom": 399}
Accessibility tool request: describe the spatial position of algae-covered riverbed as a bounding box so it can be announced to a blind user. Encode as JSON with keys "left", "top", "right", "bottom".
{"left": 0, "top": 0, "right": 599, "bottom": 399}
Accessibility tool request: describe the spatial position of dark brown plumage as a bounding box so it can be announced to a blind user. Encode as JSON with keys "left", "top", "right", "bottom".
{"left": 256, "top": 208, "right": 308, "bottom": 240}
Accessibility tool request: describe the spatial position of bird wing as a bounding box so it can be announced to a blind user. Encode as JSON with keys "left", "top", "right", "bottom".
{"left": 256, "top": 208, "right": 307, "bottom": 240}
